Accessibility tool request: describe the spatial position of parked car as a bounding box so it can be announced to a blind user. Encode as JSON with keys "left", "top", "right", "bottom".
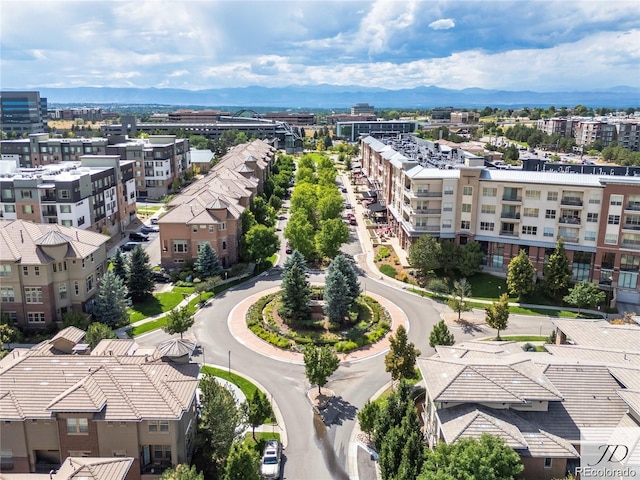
{"left": 129, "top": 232, "right": 150, "bottom": 242}
{"left": 341, "top": 187, "right": 348, "bottom": 193}
{"left": 153, "top": 271, "right": 171, "bottom": 283}
{"left": 285, "top": 244, "right": 293, "bottom": 254}
{"left": 345, "top": 203, "right": 352, "bottom": 209}
{"left": 260, "top": 440, "right": 282, "bottom": 479}
{"left": 150, "top": 217, "right": 159, "bottom": 225}
{"left": 141, "top": 225, "right": 159, "bottom": 233}
{"left": 349, "top": 217, "right": 357, "bottom": 225}
{"left": 120, "top": 242, "right": 140, "bottom": 252}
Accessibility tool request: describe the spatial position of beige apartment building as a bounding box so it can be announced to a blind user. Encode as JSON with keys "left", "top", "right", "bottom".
{"left": 0, "top": 219, "right": 109, "bottom": 328}
{"left": 360, "top": 135, "right": 640, "bottom": 305}
{"left": 0, "top": 327, "right": 199, "bottom": 479}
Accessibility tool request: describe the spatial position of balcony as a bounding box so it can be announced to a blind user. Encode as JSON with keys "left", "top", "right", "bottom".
{"left": 558, "top": 234, "right": 580, "bottom": 243}
{"left": 413, "top": 225, "right": 440, "bottom": 232}
{"left": 414, "top": 209, "right": 441, "bottom": 215}
{"left": 499, "top": 230, "right": 519, "bottom": 237}
{"left": 625, "top": 202, "right": 640, "bottom": 211}
{"left": 559, "top": 216, "right": 581, "bottom": 225}
{"left": 621, "top": 239, "right": 640, "bottom": 250}
{"left": 622, "top": 223, "right": 640, "bottom": 231}
{"left": 502, "top": 195, "right": 522, "bottom": 202}
{"left": 414, "top": 191, "right": 442, "bottom": 198}
{"left": 40, "top": 194, "right": 56, "bottom": 202}
{"left": 560, "top": 197, "right": 583, "bottom": 207}
{"left": 42, "top": 207, "right": 57, "bottom": 217}
{"left": 501, "top": 213, "right": 521, "bottom": 220}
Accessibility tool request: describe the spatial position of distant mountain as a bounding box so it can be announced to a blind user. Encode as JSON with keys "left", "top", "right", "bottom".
{"left": 27, "top": 85, "right": 640, "bottom": 109}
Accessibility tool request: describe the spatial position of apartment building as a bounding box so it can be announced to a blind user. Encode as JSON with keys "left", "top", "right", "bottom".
{"left": 337, "top": 120, "right": 418, "bottom": 142}
{"left": 536, "top": 117, "right": 640, "bottom": 150}
{"left": 158, "top": 140, "right": 276, "bottom": 269}
{"left": 263, "top": 111, "right": 316, "bottom": 126}
{"left": 0, "top": 327, "right": 199, "bottom": 479}
{"left": 0, "top": 220, "right": 109, "bottom": 327}
{"left": 418, "top": 319, "right": 640, "bottom": 479}
{"left": 360, "top": 135, "right": 640, "bottom": 305}
{"left": 351, "top": 103, "right": 375, "bottom": 116}
{"left": 0, "top": 91, "right": 48, "bottom": 135}
{"left": 450, "top": 111, "right": 480, "bottom": 124}
{"left": 48, "top": 107, "right": 105, "bottom": 122}
{"left": 0, "top": 156, "right": 136, "bottom": 234}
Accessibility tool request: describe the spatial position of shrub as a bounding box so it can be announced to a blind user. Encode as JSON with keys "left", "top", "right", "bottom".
{"left": 522, "top": 343, "right": 536, "bottom": 352}
{"left": 397, "top": 270, "right": 408, "bottom": 283}
{"left": 426, "top": 278, "right": 450, "bottom": 294}
{"left": 379, "top": 264, "right": 397, "bottom": 278}
{"left": 375, "top": 247, "right": 391, "bottom": 262}
{"left": 393, "top": 257, "right": 400, "bottom": 265}
{"left": 335, "top": 340, "right": 358, "bottom": 352}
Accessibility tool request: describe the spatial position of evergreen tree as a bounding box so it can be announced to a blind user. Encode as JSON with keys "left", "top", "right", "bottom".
{"left": 447, "top": 278, "right": 472, "bottom": 321}
{"left": 384, "top": 325, "right": 421, "bottom": 382}
{"left": 374, "top": 381, "right": 412, "bottom": 451}
{"left": 543, "top": 238, "right": 573, "bottom": 299}
{"left": 458, "top": 240, "right": 484, "bottom": 278}
{"left": 195, "top": 243, "right": 223, "bottom": 279}
{"left": 112, "top": 248, "right": 128, "bottom": 282}
{"left": 329, "top": 254, "right": 360, "bottom": 303}
{"left": 303, "top": 345, "right": 340, "bottom": 394}
{"left": 279, "top": 250, "right": 312, "bottom": 321}
{"left": 163, "top": 306, "right": 194, "bottom": 339}
{"left": 323, "top": 269, "right": 351, "bottom": 323}
{"left": 485, "top": 293, "right": 511, "bottom": 340}
{"left": 429, "top": 319, "right": 455, "bottom": 348}
{"left": 85, "top": 322, "right": 116, "bottom": 348}
{"left": 93, "top": 270, "right": 129, "bottom": 327}
{"left": 127, "top": 245, "right": 155, "bottom": 301}
{"left": 223, "top": 442, "right": 261, "bottom": 480}
{"left": 507, "top": 249, "right": 536, "bottom": 301}
{"left": 243, "top": 390, "right": 273, "bottom": 441}
{"left": 62, "top": 310, "right": 91, "bottom": 330}
{"left": 439, "top": 241, "right": 460, "bottom": 276}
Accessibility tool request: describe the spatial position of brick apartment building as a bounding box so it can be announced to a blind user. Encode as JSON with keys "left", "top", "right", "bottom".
{"left": 536, "top": 117, "right": 640, "bottom": 151}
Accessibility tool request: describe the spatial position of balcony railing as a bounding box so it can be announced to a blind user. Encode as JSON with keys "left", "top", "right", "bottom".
{"left": 501, "top": 213, "right": 520, "bottom": 219}
{"left": 621, "top": 239, "right": 640, "bottom": 250}
{"left": 415, "top": 191, "right": 442, "bottom": 197}
{"left": 413, "top": 225, "right": 440, "bottom": 232}
{"left": 414, "top": 209, "right": 441, "bottom": 215}
{"left": 502, "top": 195, "right": 522, "bottom": 202}
{"left": 499, "top": 230, "right": 519, "bottom": 237}
{"left": 560, "top": 198, "right": 583, "bottom": 206}
{"left": 625, "top": 202, "right": 640, "bottom": 211}
{"left": 40, "top": 195, "right": 56, "bottom": 202}
{"left": 558, "top": 234, "right": 580, "bottom": 243}
{"left": 559, "top": 216, "right": 581, "bottom": 224}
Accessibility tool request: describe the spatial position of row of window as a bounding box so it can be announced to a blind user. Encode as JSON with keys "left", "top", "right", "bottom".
{"left": 173, "top": 240, "right": 228, "bottom": 253}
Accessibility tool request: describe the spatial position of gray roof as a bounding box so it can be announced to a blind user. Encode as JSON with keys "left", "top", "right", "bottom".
{"left": 53, "top": 456, "right": 134, "bottom": 480}
{"left": 552, "top": 318, "right": 640, "bottom": 352}
{"left": 480, "top": 169, "right": 609, "bottom": 187}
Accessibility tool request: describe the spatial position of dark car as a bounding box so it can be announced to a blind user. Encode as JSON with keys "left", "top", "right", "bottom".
{"left": 345, "top": 203, "right": 352, "bottom": 209}
{"left": 341, "top": 187, "right": 348, "bottom": 193}
{"left": 349, "top": 217, "right": 357, "bottom": 225}
{"left": 153, "top": 271, "right": 171, "bottom": 283}
{"left": 141, "top": 225, "right": 159, "bottom": 234}
{"left": 129, "top": 232, "right": 150, "bottom": 242}
{"left": 285, "top": 244, "right": 293, "bottom": 254}
{"left": 150, "top": 217, "right": 159, "bottom": 225}
{"left": 120, "top": 242, "right": 140, "bottom": 252}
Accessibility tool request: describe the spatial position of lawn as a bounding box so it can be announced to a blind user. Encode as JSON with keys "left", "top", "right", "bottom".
{"left": 466, "top": 273, "right": 512, "bottom": 301}
{"left": 128, "top": 286, "right": 194, "bottom": 323}
{"left": 201, "top": 366, "right": 259, "bottom": 399}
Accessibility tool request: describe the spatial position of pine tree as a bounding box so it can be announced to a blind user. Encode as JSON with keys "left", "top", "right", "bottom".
{"left": 543, "top": 238, "right": 573, "bottom": 299}
{"left": 323, "top": 269, "right": 351, "bottom": 323}
{"left": 279, "top": 250, "right": 311, "bottom": 321}
{"left": 458, "top": 240, "right": 484, "bottom": 278}
{"left": 195, "top": 243, "right": 223, "bottom": 279}
{"left": 429, "top": 319, "right": 455, "bottom": 347}
{"left": 112, "top": 248, "right": 128, "bottom": 282}
{"left": 485, "top": 293, "right": 511, "bottom": 340}
{"left": 507, "top": 249, "right": 536, "bottom": 301}
{"left": 93, "top": 270, "right": 129, "bottom": 327}
{"left": 127, "top": 245, "right": 155, "bottom": 301}
{"left": 384, "top": 325, "right": 421, "bottom": 382}
{"left": 328, "top": 254, "right": 360, "bottom": 303}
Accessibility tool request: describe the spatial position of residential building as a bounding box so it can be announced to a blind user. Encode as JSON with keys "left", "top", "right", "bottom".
{"left": 337, "top": 121, "right": 418, "bottom": 142}
{"left": 535, "top": 117, "right": 640, "bottom": 151}
{"left": 450, "top": 111, "right": 480, "bottom": 124}
{"left": 167, "top": 109, "right": 227, "bottom": 123}
{"left": 417, "top": 320, "right": 640, "bottom": 479}
{"left": 0, "top": 157, "right": 136, "bottom": 234}
{"left": 263, "top": 112, "right": 316, "bottom": 126}
{"left": 158, "top": 140, "right": 276, "bottom": 269}
{"left": 0, "top": 220, "right": 109, "bottom": 327}
{"left": 359, "top": 134, "right": 640, "bottom": 305}
{"left": 325, "top": 113, "right": 377, "bottom": 126}
{"left": 0, "top": 327, "right": 199, "bottom": 479}
{"left": 48, "top": 107, "right": 105, "bottom": 122}
{"left": 351, "top": 103, "right": 375, "bottom": 116}
{"left": 0, "top": 91, "right": 48, "bottom": 135}
{"left": 189, "top": 148, "right": 215, "bottom": 175}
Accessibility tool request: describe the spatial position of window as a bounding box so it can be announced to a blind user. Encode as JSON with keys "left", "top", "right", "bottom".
{"left": 148, "top": 420, "right": 170, "bottom": 433}
{"left": 523, "top": 208, "right": 539, "bottom": 218}
{"left": 584, "top": 231, "right": 596, "bottom": 241}
{"left": 0, "top": 265, "right": 12, "bottom": 277}
{"left": 544, "top": 458, "right": 553, "bottom": 469}
{"left": 4, "top": 205, "right": 15, "bottom": 213}
{"left": 192, "top": 225, "right": 198, "bottom": 233}
{"left": 620, "top": 254, "right": 640, "bottom": 271}
{"left": 547, "top": 192, "right": 558, "bottom": 201}
{"left": 2, "top": 189, "right": 13, "bottom": 199}
{"left": 544, "top": 227, "right": 554, "bottom": 238}
{"left": 77, "top": 216, "right": 85, "bottom": 226}
{"left": 605, "top": 233, "right": 618, "bottom": 245}
{"left": 480, "top": 222, "right": 494, "bottom": 231}
{"left": 22, "top": 266, "right": 28, "bottom": 276}
{"left": 209, "top": 225, "right": 215, "bottom": 233}
{"left": 482, "top": 187, "right": 497, "bottom": 197}
{"left": 460, "top": 220, "right": 471, "bottom": 230}
{"left": 481, "top": 205, "right": 496, "bottom": 214}
{"left": 61, "top": 220, "right": 72, "bottom": 227}
{"left": 1, "top": 449, "right": 13, "bottom": 471}
{"left": 74, "top": 281, "right": 80, "bottom": 296}
{"left": 522, "top": 226, "right": 538, "bottom": 235}
{"left": 610, "top": 195, "right": 623, "bottom": 206}
{"left": 589, "top": 195, "right": 601, "bottom": 204}
{"left": 545, "top": 209, "right": 556, "bottom": 219}
{"left": 34, "top": 266, "right": 40, "bottom": 276}
{"left": 461, "top": 203, "right": 472, "bottom": 213}
{"left": 442, "top": 221, "right": 452, "bottom": 229}
{"left": 587, "top": 213, "right": 599, "bottom": 223}
{"left": 222, "top": 241, "right": 227, "bottom": 250}
{"left": 153, "top": 445, "right": 171, "bottom": 461}
{"left": 219, "top": 222, "right": 227, "bottom": 231}
{"left": 619, "top": 271, "right": 638, "bottom": 289}
{"left": 462, "top": 186, "right": 472, "bottom": 196}
{"left": 173, "top": 240, "right": 188, "bottom": 253}
{"left": 85, "top": 275, "right": 94, "bottom": 293}
{"left": 572, "top": 252, "right": 592, "bottom": 281}
{"left": 1, "top": 287, "right": 15, "bottom": 302}
{"left": 608, "top": 215, "right": 620, "bottom": 225}
{"left": 59, "top": 283, "right": 67, "bottom": 299}
{"left": 444, "top": 186, "right": 454, "bottom": 195}
{"left": 66, "top": 418, "right": 89, "bottom": 434}
{"left": 59, "top": 189, "right": 70, "bottom": 199}
{"left": 60, "top": 205, "right": 71, "bottom": 213}
{"left": 20, "top": 190, "right": 32, "bottom": 199}
{"left": 22, "top": 205, "right": 33, "bottom": 214}
{"left": 525, "top": 190, "right": 541, "bottom": 200}
{"left": 27, "top": 313, "right": 46, "bottom": 324}
{"left": 25, "top": 287, "right": 43, "bottom": 304}
{"left": 443, "top": 203, "right": 453, "bottom": 212}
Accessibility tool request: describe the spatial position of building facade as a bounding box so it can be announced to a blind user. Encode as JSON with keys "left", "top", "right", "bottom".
{"left": 0, "top": 91, "right": 48, "bottom": 135}
{"left": 337, "top": 121, "right": 418, "bottom": 142}
{"left": 536, "top": 117, "right": 640, "bottom": 151}
{"left": 351, "top": 103, "right": 375, "bottom": 115}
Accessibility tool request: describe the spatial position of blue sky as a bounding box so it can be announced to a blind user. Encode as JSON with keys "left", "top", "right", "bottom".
{"left": 1, "top": 0, "right": 639, "bottom": 92}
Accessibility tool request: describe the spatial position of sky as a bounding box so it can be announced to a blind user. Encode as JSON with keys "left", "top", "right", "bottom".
{"left": 1, "top": 0, "right": 639, "bottom": 92}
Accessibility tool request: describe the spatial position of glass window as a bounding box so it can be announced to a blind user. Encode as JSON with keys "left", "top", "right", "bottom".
{"left": 461, "top": 203, "right": 472, "bottom": 213}
{"left": 619, "top": 271, "right": 638, "bottom": 289}
{"left": 460, "top": 220, "right": 471, "bottom": 229}
{"left": 22, "top": 205, "right": 33, "bottom": 214}
{"left": 25, "top": 287, "right": 43, "bottom": 303}
{"left": 608, "top": 215, "right": 620, "bottom": 225}
{"left": 482, "top": 187, "right": 496, "bottom": 197}
{"left": 60, "top": 205, "right": 71, "bottom": 213}
{"left": 584, "top": 231, "right": 596, "bottom": 241}
{"left": 219, "top": 223, "right": 227, "bottom": 231}
{"left": 544, "top": 227, "right": 554, "bottom": 237}
{"left": 605, "top": 233, "right": 618, "bottom": 245}
{"left": 34, "top": 266, "right": 40, "bottom": 276}
{"left": 444, "top": 186, "right": 454, "bottom": 195}
{"left": 443, "top": 203, "right": 453, "bottom": 212}
{"left": 481, "top": 205, "right": 496, "bottom": 214}
{"left": 27, "top": 313, "right": 46, "bottom": 323}
{"left": 525, "top": 190, "right": 541, "bottom": 200}
{"left": 0, "top": 287, "right": 15, "bottom": 302}
{"left": 610, "top": 195, "right": 623, "bottom": 206}
{"left": 66, "top": 418, "right": 89, "bottom": 434}
{"left": 462, "top": 186, "right": 472, "bottom": 196}
{"left": 480, "top": 222, "right": 494, "bottom": 231}
{"left": 4, "top": 205, "right": 15, "bottom": 213}
{"left": 589, "top": 195, "right": 601, "bottom": 204}
{"left": 545, "top": 209, "right": 556, "bottom": 219}
{"left": 620, "top": 255, "right": 640, "bottom": 271}
{"left": 522, "top": 226, "right": 537, "bottom": 235}
{"left": 587, "top": 213, "right": 598, "bottom": 223}
{"left": 523, "top": 208, "right": 539, "bottom": 218}
{"left": 547, "top": 192, "right": 558, "bottom": 201}
{"left": 85, "top": 275, "right": 94, "bottom": 293}
{"left": 0, "top": 265, "right": 12, "bottom": 277}
{"left": 173, "top": 240, "right": 188, "bottom": 253}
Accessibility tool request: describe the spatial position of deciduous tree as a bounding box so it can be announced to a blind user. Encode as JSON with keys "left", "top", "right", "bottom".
{"left": 93, "top": 270, "right": 129, "bottom": 327}
{"left": 429, "top": 319, "right": 455, "bottom": 348}
{"left": 85, "top": 322, "right": 116, "bottom": 348}
{"left": 385, "top": 325, "right": 421, "bottom": 382}
{"left": 315, "top": 218, "right": 349, "bottom": 259}
{"left": 543, "top": 238, "right": 572, "bottom": 299}
{"left": 223, "top": 442, "right": 261, "bottom": 480}
{"left": 161, "top": 464, "right": 203, "bottom": 480}
{"left": 408, "top": 235, "right": 441, "bottom": 277}
{"left": 563, "top": 281, "right": 606, "bottom": 314}
{"left": 243, "top": 225, "right": 280, "bottom": 267}
{"left": 284, "top": 210, "right": 316, "bottom": 260}
{"left": 357, "top": 400, "right": 380, "bottom": 438}
{"left": 506, "top": 249, "right": 536, "bottom": 301}
{"left": 447, "top": 278, "right": 472, "bottom": 321}
{"left": 163, "top": 306, "right": 194, "bottom": 339}
{"left": 485, "top": 293, "right": 510, "bottom": 340}
{"left": 303, "top": 345, "right": 340, "bottom": 394}
{"left": 243, "top": 390, "right": 273, "bottom": 441}
{"left": 458, "top": 240, "right": 484, "bottom": 278}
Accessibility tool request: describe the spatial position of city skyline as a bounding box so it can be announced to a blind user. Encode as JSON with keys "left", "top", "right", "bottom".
{"left": 1, "top": 0, "right": 639, "bottom": 93}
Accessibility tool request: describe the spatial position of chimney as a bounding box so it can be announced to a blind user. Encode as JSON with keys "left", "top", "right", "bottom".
{"left": 20, "top": 230, "right": 24, "bottom": 243}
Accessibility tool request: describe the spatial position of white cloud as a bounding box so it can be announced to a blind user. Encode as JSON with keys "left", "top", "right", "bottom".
{"left": 428, "top": 18, "right": 455, "bottom": 30}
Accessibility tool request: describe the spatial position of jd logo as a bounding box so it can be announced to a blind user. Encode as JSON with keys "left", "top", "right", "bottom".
{"left": 588, "top": 444, "right": 630, "bottom": 467}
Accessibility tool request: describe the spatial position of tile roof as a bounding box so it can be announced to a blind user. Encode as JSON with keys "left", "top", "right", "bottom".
{"left": 51, "top": 326, "right": 87, "bottom": 345}
{"left": 552, "top": 319, "right": 640, "bottom": 352}
{"left": 53, "top": 456, "right": 134, "bottom": 480}
{"left": 545, "top": 344, "right": 640, "bottom": 367}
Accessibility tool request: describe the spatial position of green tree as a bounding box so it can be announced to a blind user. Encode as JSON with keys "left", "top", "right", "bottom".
{"left": 458, "top": 240, "right": 484, "bottom": 277}
{"left": 223, "top": 442, "right": 261, "bottom": 480}
{"left": 374, "top": 381, "right": 413, "bottom": 450}
{"left": 429, "top": 319, "right": 455, "bottom": 348}
{"left": 243, "top": 390, "right": 273, "bottom": 441}
{"left": 329, "top": 254, "right": 360, "bottom": 303}
{"left": 195, "top": 243, "right": 223, "bottom": 279}
{"left": 197, "top": 376, "right": 246, "bottom": 477}
{"left": 85, "top": 322, "right": 116, "bottom": 348}
{"left": 317, "top": 191, "right": 344, "bottom": 222}
{"left": 290, "top": 183, "right": 318, "bottom": 227}
{"left": 439, "top": 241, "right": 460, "bottom": 276}
{"left": 357, "top": 400, "right": 380, "bottom": 438}
{"left": 0, "top": 322, "right": 20, "bottom": 347}
{"left": 112, "top": 248, "right": 128, "bottom": 282}
{"left": 93, "top": 270, "right": 129, "bottom": 327}
{"left": 344, "top": 156, "right": 352, "bottom": 171}
{"left": 506, "top": 249, "right": 536, "bottom": 301}
{"left": 563, "top": 281, "right": 606, "bottom": 314}
{"left": 284, "top": 210, "right": 316, "bottom": 260}
{"left": 279, "top": 250, "right": 312, "bottom": 320}
{"left": 161, "top": 464, "right": 203, "bottom": 480}
{"left": 447, "top": 278, "right": 472, "bottom": 321}
{"left": 323, "top": 269, "right": 351, "bottom": 323}
{"left": 62, "top": 311, "right": 91, "bottom": 330}
{"left": 315, "top": 218, "right": 349, "bottom": 259}
{"left": 251, "top": 196, "right": 275, "bottom": 227}
{"left": 418, "top": 434, "right": 523, "bottom": 480}
{"left": 408, "top": 235, "right": 441, "bottom": 277}
{"left": 485, "top": 293, "right": 511, "bottom": 340}
{"left": 163, "top": 306, "right": 194, "bottom": 339}
{"left": 243, "top": 225, "right": 280, "bottom": 268}
{"left": 303, "top": 345, "right": 340, "bottom": 394}
{"left": 384, "top": 325, "right": 421, "bottom": 382}
{"left": 127, "top": 245, "right": 155, "bottom": 301}
{"left": 543, "top": 238, "right": 572, "bottom": 299}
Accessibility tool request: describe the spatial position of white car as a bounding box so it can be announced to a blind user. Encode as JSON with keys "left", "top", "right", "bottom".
{"left": 260, "top": 439, "right": 282, "bottom": 479}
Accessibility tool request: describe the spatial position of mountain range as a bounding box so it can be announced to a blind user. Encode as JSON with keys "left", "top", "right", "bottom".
{"left": 31, "top": 84, "right": 640, "bottom": 109}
